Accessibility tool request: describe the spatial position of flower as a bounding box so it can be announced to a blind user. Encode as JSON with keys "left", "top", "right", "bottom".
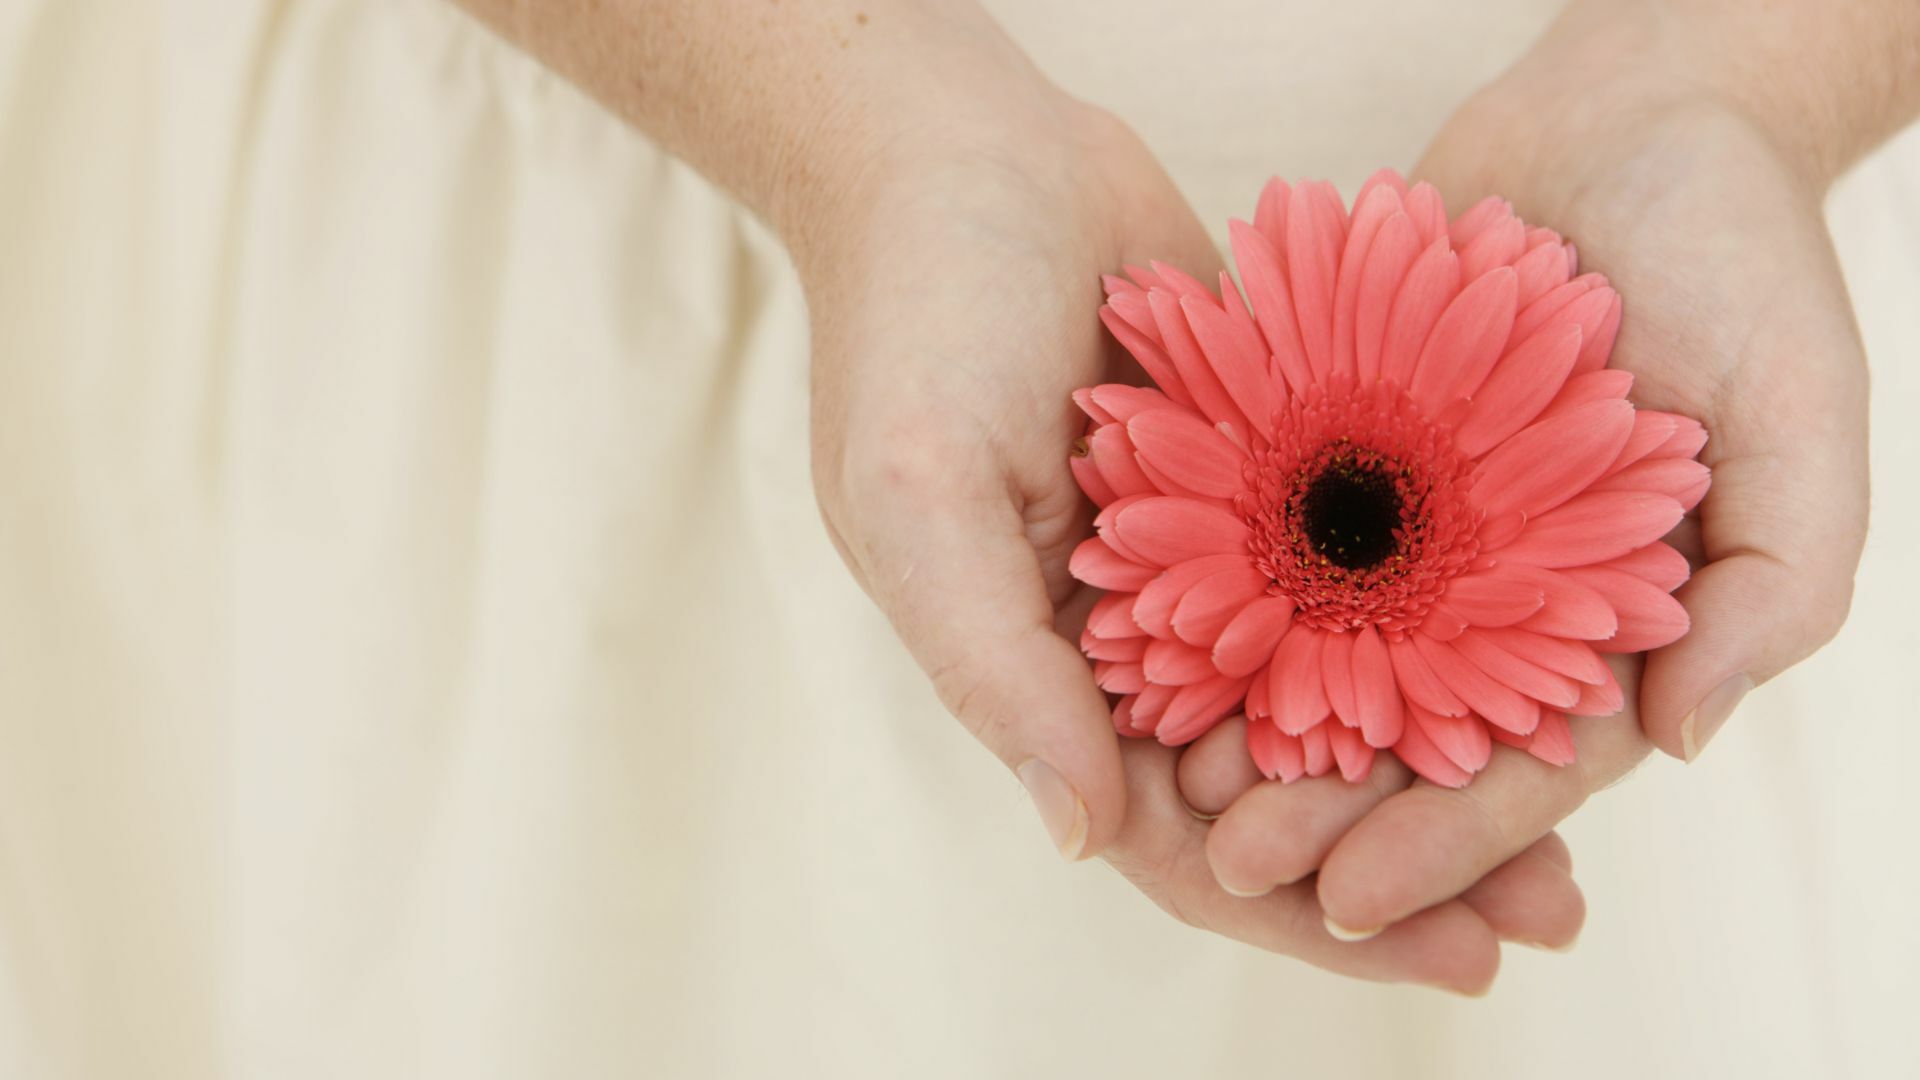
{"left": 1070, "top": 170, "right": 1708, "bottom": 787}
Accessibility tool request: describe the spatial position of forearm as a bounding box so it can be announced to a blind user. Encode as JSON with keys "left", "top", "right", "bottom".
{"left": 444, "top": 1, "right": 1059, "bottom": 248}
{"left": 1532, "top": 0, "right": 1920, "bottom": 185}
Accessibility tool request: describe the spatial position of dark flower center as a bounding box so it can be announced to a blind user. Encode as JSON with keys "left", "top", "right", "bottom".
{"left": 1299, "top": 458, "right": 1403, "bottom": 570}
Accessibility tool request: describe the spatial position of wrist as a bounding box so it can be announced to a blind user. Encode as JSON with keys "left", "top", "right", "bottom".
{"left": 1493, "top": 0, "right": 1912, "bottom": 191}
{"left": 759, "top": 8, "right": 1097, "bottom": 269}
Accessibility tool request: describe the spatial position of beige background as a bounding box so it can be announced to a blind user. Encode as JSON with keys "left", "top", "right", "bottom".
{"left": 0, "top": 0, "right": 1914, "bottom": 1076}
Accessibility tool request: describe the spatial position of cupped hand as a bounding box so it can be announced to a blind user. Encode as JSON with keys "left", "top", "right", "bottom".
{"left": 1186, "top": 12, "right": 1868, "bottom": 943}
{"left": 796, "top": 32, "right": 1573, "bottom": 990}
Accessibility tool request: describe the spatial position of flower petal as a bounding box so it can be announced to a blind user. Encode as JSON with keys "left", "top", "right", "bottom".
{"left": 1654, "top": 415, "right": 1709, "bottom": 460}
{"left": 1506, "top": 565, "right": 1620, "bottom": 641}
{"left": 1133, "top": 553, "right": 1253, "bottom": 639}
{"left": 1068, "top": 536, "right": 1158, "bottom": 591}
{"left": 1106, "top": 286, "right": 1162, "bottom": 344}
{"left": 1470, "top": 626, "right": 1608, "bottom": 685}
{"left": 1394, "top": 705, "right": 1477, "bottom": 787}
{"left": 1131, "top": 681, "right": 1179, "bottom": 734}
{"left": 1459, "top": 215, "right": 1526, "bottom": 283}
{"left": 1355, "top": 166, "right": 1411, "bottom": 204}
{"left": 1100, "top": 306, "right": 1193, "bottom": 408}
{"left": 1081, "top": 632, "right": 1148, "bottom": 662}
{"left": 1320, "top": 628, "right": 1360, "bottom": 726}
{"left": 1248, "top": 718, "right": 1306, "bottom": 781}
{"left": 1088, "top": 425, "right": 1158, "bottom": 504}
{"left": 1069, "top": 454, "right": 1119, "bottom": 508}
{"left": 1452, "top": 322, "right": 1583, "bottom": 459}
{"left": 1354, "top": 211, "right": 1420, "bottom": 384}
{"left": 1327, "top": 722, "right": 1376, "bottom": 782}
{"left": 1413, "top": 634, "right": 1540, "bottom": 734}
{"left": 1449, "top": 195, "right": 1509, "bottom": 246}
{"left": 1089, "top": 383, "right": 1181, "bottom": 424}
{"left": 1128, "top": 408, "right": 1249, "bottom": 499}
{"left": 1488, "top": 723, "right": 1532, "bottom": 752}
{"left": 1409, "top": 267, "right": 1519, "bottom": 413}
{"left": 1442, "top": 566, "right": 1547, "bottom": 627}
{"left": 1156, "top": 674, "right": 1252, "bottom": 745}
{"left": 1183, "top": 292, "right": 1280, "bottom": 436}
{"left": 1539, "top": 369, "right": 1634, "bottom": 421}
{"left": 1230, "top": 219, "right": 1315, "bottom": 398}
{"left": 1510, "top": 273, "right": 1603, "bottom": 344}
{"left": 1149, "top": 288, "right": 1251, "bottom": 439}
{"left": 1149, "top": 258, "right": 1215, "bottom": 302}
{"left": 1288, "top": 180, "right": 1347, "bottom": 381}
{"left": 1088, "top": 591, "right": 1146, "bottom": 639}
{"left": 1171, "top": 567, "right": 1272, "bottom": 646}
{"left": 1510, "top": 236, "right": 1573, "bottom": 309}
{"left": 1301, "top": 723, "right": 1335, "bottom": 777}
{"left": 1268, "top": 623, "right": 1331, "bottom": 735}
{"left": 1133, "top": 452, "right": 1235, "bottom": 508}
{"left": 1379, "top": 237, "right": 1460, "bottom": 387}
{"left": 1095, "top": 661, "right": 1146, "bottom": 694}
{"left": 1403, "top": 182, "right": 1449, "bottom": 247}
{"left": 1212, "top": 595, "right": 1298, "bottom": 677}
{"left": 1421, "top": 602, "right": 1469, "bottom": 641}
{"left": 1332, "top": 184, "right": 1404, "bottom": 379}
{"left": 1493, "top": 491, "right": 1685, "bottom": 568}
{"left": 1417, "top": 705, "right": 1495, "bottom": 774}
{"left": 1600, "top": 542, "right": 1691, "bottom": 592}
{"left": 1073, "top": 386, "right": 1116, "bottom": 425}
{"left": 1351, "top": 624, "right": 1406, "bottom": 747}
{"left": 1477, "top": 510, "right": 1526, "bottom": 551}
{"left": 1471, "top": 399, "right": 1635, "bottom": 521}
{"left": 1450, "top": 628, "right": 1581, "bottom": 708}
{"left": 1386, "top": 634, "right": 1469, "bottom": 716}
{"left": 1113, "top": 497, "right": 1251, "bottom": 568}
{"left": 1572, "top": 291, "right": 1623, "bottom": 375}
{"left": 1569, "top": 664, "right": 1625, "bottom": 716}
{"left": 1143, "top": 638, "right": 1220, "bottom": 686}
{"left": 1528, "top": 711, "right": 1578, "bottom": 766}
{"left": 1253, "top": 177, "right": 1291, "bottom": 252}
{"left": 1589, "top": 457, "right": 1713, "bottom": 511}
{"left": 1562, "top": 566, "right": 1692, "bottom": 653}
{"left": 1602, "top": 409, "right": 1679, "bottom": 474}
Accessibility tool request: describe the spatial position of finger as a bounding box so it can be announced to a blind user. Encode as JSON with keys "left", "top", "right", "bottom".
{"left": 1456, "top": 833, "right": 1586, "bottom": 950}
{"left": 1317, "top": 657, "right": 1648, "bottom": 935}
{"left": 1528, "top": 828, "right": 1574, "bottom": 873}
{"left": 824, "top": 456, "right": 1126, "bottom": 861}
{"left": 1641, "top": 441, "right": 1865, "bottom": 761}
{"left": 1202, "top": 755, "right": 1414, "bottom": 897}
{"left": 1108, "top": 740, "right": 1501, "bottom": 995}
{"left": 1174, "top": 715, "right": 1264, "bottom": 817}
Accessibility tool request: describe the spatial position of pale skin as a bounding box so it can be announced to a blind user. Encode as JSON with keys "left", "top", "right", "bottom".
{"left": 450, "top": 0, "right": 1916, "bottom": 992}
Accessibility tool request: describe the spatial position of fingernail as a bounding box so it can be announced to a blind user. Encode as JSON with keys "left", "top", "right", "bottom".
{"left": 1017, "top": 758, "right": 1088, "bottom": 861}
{"left": 1681, "top": 673, "right": 1754, "bottom": 762}
{"left": 1219, "top": 879, "right": 1274, "bottom": 899}
{"left": 1520, "top": 937, "right": 1579, "bottom": 954}
{"left": 1323, "top": 915, "right": 1384, "bottom": 942}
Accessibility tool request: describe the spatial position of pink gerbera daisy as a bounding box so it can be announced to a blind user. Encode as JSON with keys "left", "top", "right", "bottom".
{"left": 1070, "top": 170, "right": 1709, "bottom": 787}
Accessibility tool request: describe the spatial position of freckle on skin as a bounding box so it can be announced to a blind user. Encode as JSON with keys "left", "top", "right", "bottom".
{"left": 856, "top": 12, "right": 868, "bottom": 25}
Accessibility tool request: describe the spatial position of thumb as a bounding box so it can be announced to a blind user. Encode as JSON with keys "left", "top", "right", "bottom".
{"left": 1640, "top": 445, "right": 1867, "bottom": 761}
{"left": 819, "top": 450, "right": 1126, "bottom": 860}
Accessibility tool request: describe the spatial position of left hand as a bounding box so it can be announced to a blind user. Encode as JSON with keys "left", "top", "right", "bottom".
{"left": 1182, "top": 7, "right": 1869, "bottom": 940}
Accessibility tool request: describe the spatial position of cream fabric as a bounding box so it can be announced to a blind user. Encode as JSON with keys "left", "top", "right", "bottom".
{"left": 1, "top": 1, "right": 1915, "bottom": 1077}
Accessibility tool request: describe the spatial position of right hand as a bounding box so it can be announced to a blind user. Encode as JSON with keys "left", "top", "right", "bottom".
{"left": 790, "top": 15, "right": 1581, "bottom": 993}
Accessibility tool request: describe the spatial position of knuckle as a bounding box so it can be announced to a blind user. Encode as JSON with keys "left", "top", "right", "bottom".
{"left": 832, "top": 421, "right": 957, "bottom": 511}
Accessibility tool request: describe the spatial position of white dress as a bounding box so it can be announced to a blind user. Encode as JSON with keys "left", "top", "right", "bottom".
{"left": 0, "top": 1, "right": 1914, "bottom": 1076}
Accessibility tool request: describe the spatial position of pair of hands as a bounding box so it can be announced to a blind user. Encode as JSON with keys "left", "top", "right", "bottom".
{"left": 800, "top": 9, "right": 1868, "bottom": 993}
